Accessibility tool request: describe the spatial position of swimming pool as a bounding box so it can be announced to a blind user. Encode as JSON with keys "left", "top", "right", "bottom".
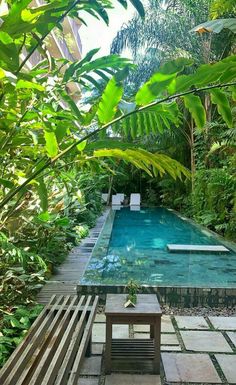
{"left": 81, "top": 207, "right": 236, "bottom": 288}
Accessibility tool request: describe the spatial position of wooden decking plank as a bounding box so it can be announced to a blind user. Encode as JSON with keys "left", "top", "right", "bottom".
{"left": 1, "top": 295, "right": 65, "bottom": 385}
{"left": 40, "top": 296, "right": 87, "bottom": 385}
{"left": 29, "top": 296, "right": 80, "bottom": 385}
{"left": 68, "top": 296, "right": 99, "bottom": 385}
{"left": 54, "top": 296, "right": 93, "bottom": 385}
{"left": 0, "top": 295, "right": 56, "bottom": 384}
{"left": 15, "top": 296, "right": 72, "bottom": 385}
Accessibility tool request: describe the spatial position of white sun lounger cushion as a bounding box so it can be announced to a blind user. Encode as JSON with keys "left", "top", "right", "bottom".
{"left": 130, "top": 193, "right": 141, "bottom": 206}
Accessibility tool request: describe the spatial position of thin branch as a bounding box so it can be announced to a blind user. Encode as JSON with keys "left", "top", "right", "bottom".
{"left": 0, "top": 80, "right": 236, "bottom": 210}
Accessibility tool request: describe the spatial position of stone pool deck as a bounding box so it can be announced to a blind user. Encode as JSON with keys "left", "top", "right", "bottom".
{"left": 78, "top": 314, "right": 236, "bottom": 385}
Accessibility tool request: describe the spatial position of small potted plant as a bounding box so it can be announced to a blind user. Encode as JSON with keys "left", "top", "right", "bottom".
{"left": 124, "top": 279, "right": 140, "bottom": 307}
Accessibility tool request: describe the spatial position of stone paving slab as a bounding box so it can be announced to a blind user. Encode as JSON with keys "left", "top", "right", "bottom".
{"left": 105, "top": 374, "right": 161, "bottom": 385}
{"left": 78, "top": 378, "right": 99, "bottom": 385}
{"left": 95, "top": 314, "right": 106, "bottom": 323}
{"left": 113, "top": 324, "right": 129, "bottom": 338}
{"left": 226, "top": 331, "right": 236, "bottom": 347}
{"left": 161, "top": 333, "right": 179, "bottom": 345}
{"left": 133, "top": 332, "right": 179, "bottom": 346}
{"left": 134, "top": 325, "right": 150, "bottom": 332}
{"left": 161, "top": 345, "right": 181, "bottom": 351}
{"left": 162, "top": 353, "right": 222, "bottom": 383}
{"left": 92, "top": 323, "right": 129, "bottom": 342}
{"left": 180, "top": 331, "right": 233, "bottom": 352}
{"left": 162, "top": 315, "right": 175, "bottom": 333}
{"left": 134, "top": 332, "right": 150, "bottom": 339}
{"left": 92, "top": 343, "right": 104, "bottom": 355}
{"left": 92, "top": 323, "right": 106, "bottom": 343}
{"left": 209, "top": 316, "right": 236, "bottom": 330}
{"left": 215, "top": 354, "right": 236, "bottom": 384}
{"left": 80, "top": 356, "right": 102, "bottom": 376}
{"left": 133, "top": 317, "right": 175, "bottom": 334}
{"left": 175, "top": 316, "right": 209, "bottom": 330}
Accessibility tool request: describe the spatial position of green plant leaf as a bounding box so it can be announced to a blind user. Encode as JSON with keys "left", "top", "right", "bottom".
{"left": 129, "top": 0, "right": 145, "bottom": 18}
{"left": 37, "top": 212, "right": 50, "bottom": 222}
{"left": 135, "top": 58, "right": 193, "bottom": 105}
{"left": 0, "top": 31, "right": 13, "bottom": 44}
{"left": 93, "top": 148, "right": 190, "bottom": 179}
{"left": 16, "top": 80, "right": 44, "bottom": 91}
{"left": 183, "top": 94, "right": 206, "bottom": 129}
{"left": 44, "top": 131, "right": 58, "bottom": 157}
{"left": 210, "top": 89, "right": 233, "bottom": 127}
{"left": 37, "top": 177, "right": 48, "bottom": 212}
{"left": 97, "top": 74, "right": 124, "bottom": 124}
{"left": 0, "top": 178, "right": 14, "bottom": 189}
{"left": 77, "top": 140, "right": 87, "bottom": 152}
{"left": 191, "top": 18, "right": 236, "bottom": 34}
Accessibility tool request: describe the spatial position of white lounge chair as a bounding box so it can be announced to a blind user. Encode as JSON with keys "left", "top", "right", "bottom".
{"left": 130, "top": 193, "right": 141, "bottom": 211}
{"left": 112, "top": 194, "right": 121, "bottom": 210}
{"left": 116, "top": 193, "right": 125, "bottom": 203}
{"left": 130, "top": 193, "right": 141, "bottom": 205}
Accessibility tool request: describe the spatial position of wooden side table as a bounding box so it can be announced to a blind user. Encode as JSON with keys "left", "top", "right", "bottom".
{"left": 105, "top": 294, "right": 162, "bottom": 374}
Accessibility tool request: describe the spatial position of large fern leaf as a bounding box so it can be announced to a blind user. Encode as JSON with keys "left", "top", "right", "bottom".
{"left": 93, "top": 148, "right": 190, "bottom": 180}
{"left": 114, "top": 102, "right": 181, "bottom": 138}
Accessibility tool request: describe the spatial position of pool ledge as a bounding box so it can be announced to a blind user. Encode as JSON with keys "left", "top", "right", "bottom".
{"left": 77, "top": 283, "right": 236, "bottom": 307}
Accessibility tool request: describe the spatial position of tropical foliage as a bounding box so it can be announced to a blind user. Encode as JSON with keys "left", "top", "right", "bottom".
{"left": 0, "top": 0, "right": 236, "bottom": 367}
{"left": 111, "top": 0, "right": 236, "bottom": 239}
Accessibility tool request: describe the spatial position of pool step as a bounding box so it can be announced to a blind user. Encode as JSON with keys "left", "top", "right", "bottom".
{"left": 167, "top": 244, "right": 230, "bottom": 253}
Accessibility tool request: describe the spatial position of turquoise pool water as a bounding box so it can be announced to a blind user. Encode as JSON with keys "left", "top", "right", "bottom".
{"left": 82, "top": 208, "right": 236, "bottom": 287}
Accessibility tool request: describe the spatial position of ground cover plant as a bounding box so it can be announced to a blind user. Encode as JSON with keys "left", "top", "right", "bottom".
{"left": 0, "top": 0, "right": 236, "bottom": 367}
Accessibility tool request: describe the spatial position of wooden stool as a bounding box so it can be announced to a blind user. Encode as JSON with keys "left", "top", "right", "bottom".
{"left": 105, "top": 294, "right": 162, "bottom": 374}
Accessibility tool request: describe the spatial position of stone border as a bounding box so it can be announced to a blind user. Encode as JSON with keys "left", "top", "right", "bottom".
{"left": 77, "top": 284, "right": 236, "bottom": 307}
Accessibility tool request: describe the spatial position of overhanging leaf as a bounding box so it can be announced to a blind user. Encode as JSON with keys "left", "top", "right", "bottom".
{"left": 93, "top": 148, "right": 190, "bottom": 179}
{"left": 182, "top": 94, "right": 206, "bottom": 129}
{"left": 77, "top": 140, "right": 87, "bottom": 152}
{"left": 136, "top": 58, "right": 193, "bottom": 105}
{"left": 191, "top": 18, "right": 236, "bottom": 34}
{"left": 37, "top": 177, "right": 48, "bottom": 212}
{"left": 97, "top": 70, "right": 125, "bottom": 124}
{"left": 44, "top": 131, "right": 58, "bottom": 157}
{"left": 16, "top": 79, "right": 44, "bottom": 91}
{"left": 210, "top": 89, "right": 233, "bottom": 127}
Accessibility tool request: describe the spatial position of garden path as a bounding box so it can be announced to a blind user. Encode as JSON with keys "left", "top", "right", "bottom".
{"left": 37, "top": 209, "right": 109, "bottom": 304}
{"left": 81, "top": 314, "right": 236, "bottom": 385}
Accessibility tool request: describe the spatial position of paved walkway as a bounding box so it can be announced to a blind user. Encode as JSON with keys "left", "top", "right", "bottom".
{"left": 78, "top": 314, "right": 236, "bottom": 385}
{"left": 37, "top": 210, "right": 108, "bottom": 304}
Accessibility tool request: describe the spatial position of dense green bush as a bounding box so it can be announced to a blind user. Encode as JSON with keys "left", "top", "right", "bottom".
{"left": 0, "top": 304, "right": 43, "bottom": 368}
{"left": 191, "top": 168, "right": 236, "bottom": 238}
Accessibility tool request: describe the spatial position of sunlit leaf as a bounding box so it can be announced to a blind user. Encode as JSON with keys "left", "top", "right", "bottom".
{"left": 77, "top": 140, "right": 87, "bottom": 152}
{"left": 210, "top": 89, "right": 233, "bottom": 127}
{"left": 16, "top": 79, "right": 44, "bottom": 91}
{"left": 44, "top": 131, "right": 58, "bottom": 157}
{"left": 183, "top": 94, "right": 206, "bottom": 129}
{"left": 97, "top": 69, "right": 127, "bottom": 124}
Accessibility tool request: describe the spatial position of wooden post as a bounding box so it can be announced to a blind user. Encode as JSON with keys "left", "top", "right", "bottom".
{"left": 105, "top": 316, "right": 112, "bottom": 374}
{"left": 153, "top": 317, "right": 161, "bottom": 374}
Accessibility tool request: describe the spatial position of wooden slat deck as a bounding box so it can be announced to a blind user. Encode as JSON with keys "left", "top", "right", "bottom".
{"left": 37, "top": 210, "right": 109, "bottom": 304}
{"left": 167, "top": 244, "right": 230, "bottom": 253}
{"left": 0, "top": 295, "right": 99, "bottom": 385}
